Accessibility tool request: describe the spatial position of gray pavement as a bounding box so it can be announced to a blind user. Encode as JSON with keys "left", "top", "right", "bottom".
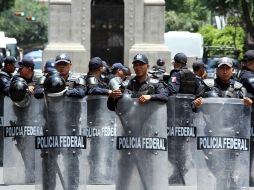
{"left": 0, "top": 167, "right": 253, "bottom": 190}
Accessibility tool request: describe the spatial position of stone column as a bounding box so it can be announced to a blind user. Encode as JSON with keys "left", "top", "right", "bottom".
{"left": 128, "top": 0, "right": 170, "bottom": 71}
{"left": 43, "top": 0, "right": 89, "bottom": 73}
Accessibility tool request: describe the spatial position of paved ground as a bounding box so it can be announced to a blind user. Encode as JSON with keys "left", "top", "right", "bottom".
{"left": 0, "top": 168, "right": 252, "bottom": 190}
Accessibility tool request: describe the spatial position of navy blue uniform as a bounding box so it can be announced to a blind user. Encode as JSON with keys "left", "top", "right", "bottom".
{"left": 169, "top": 67, "right": 201, "bottom": 96}
{"left": 107, "top": 76, "right": 168, "bottom": 111}
{"left": 0, "top": 71, "right": 12, "bottom": 96}
{"left": 85, "top": 74, "right": 110, "bottom": 95}
{"left": 34, "top": 74, "right": 86, "bottom": 98}
{"left": 200, "top": 78, "right": 246, "bottom": 98}
{"left": 239, "top": 66, "right": 254, "bottom": 96}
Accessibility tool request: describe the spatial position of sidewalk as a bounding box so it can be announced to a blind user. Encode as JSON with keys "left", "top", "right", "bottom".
{"left": 0, "top": 167, "right": 252, "bottom": 190}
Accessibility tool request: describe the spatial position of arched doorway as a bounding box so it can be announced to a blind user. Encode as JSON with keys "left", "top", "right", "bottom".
{"left": 91, "top": 0, "right": 124, "bottom": 65}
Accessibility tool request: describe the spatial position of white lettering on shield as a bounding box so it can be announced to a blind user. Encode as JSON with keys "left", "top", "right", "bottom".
{"left": 197, "top": 136, "right": 248, "bottom": 151}
{"left": 35, "top": 135, "right": 86, "bottom": 149}
{"left": 117, "top": 136, "right": 167, "bottom": 151}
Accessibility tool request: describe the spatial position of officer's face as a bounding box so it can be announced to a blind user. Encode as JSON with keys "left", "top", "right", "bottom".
{"left": 18, "top": 66, "right": 33, "bottom": 78}
{"left": 55, "top": 62, "right": 72, "bottom": 77}
{"left": 217, "top": 65, "right": 233, "bottom": 82}
{"left": 133, "top": 62, "right": 148, "bottom": 77}
{"left": 116, "top": 69, "right": 125, "bottom": 79}
{"left": 6, "top": 63, "right": 16, "bottom": 73}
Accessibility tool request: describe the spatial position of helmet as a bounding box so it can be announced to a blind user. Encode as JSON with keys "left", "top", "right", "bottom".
{"left": 4, "top": 56, "right": 17, "bottom": 65}
{"left": 174, "top": 53, "right": 187, "bottom": 64}
{"left": 44, "top": 59, "right": 56, "bottom": 73}
{"left": 44, "top": 72, "right": 66, "bottom": 93}
{"left": 156, "top": 58, "right": 165, "bottom": 66}
{"left": 132, "top": 53, "right": 148, "bottom": 64}
{"left": 9, "top": 77, "right": 29, "bottom": 102}
{"left": 55, "top": 53, "right": 71, "bottom": 64}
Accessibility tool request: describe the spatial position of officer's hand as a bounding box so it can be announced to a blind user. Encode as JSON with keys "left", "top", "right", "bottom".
{"left": 109, "top": 89, "right": 122, "bottom": 98}
{"left": 139, "top": 95, "right": 151, "bottom": 104}
{"left": 28, "top": 85, "right": 34, "bottom": 94}
{"left": 193, "top": 97, "right": 203, "bottom": 108}
{"left": 243, "top": 97, "right": 253, "bottom": 107}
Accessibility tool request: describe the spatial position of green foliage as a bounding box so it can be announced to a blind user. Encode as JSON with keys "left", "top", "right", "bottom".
{"left": 165, "top": 0, "right": 209, "bottom": 32}
{"left": 0, "top": 0, "right": 15, "bottom": 12}
{"left": 199, "top": 25, "right": 245, "bottom": 56}
{"left": 0, "top": 0, "right": 48, "bottom": 50}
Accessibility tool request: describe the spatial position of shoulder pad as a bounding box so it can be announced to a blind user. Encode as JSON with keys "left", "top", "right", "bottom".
{"left": 248, "top": 77, "right": 254, "bottom": 83}
{"left": 76, "top": 77, "right": 85, "bottom": 86}
{"left": 147, "top": 77, "right": 159, "bottom": 84}
{"left": 68, "top": 72, "right": 82, "bottom": 81}
{"left": 36, "top": 76, "right": 46, "bottom": 85}
{"left": 86, "top": 76, "right": 98, "bottom": 85}
{"left": 0, "top": 71, "right": 9, "bottom": 78}
{"left": 203, "top": 79, "right": 214, "bottom": 88}
{"left": 234, "top": 81, "right": 243, "bottom": 89}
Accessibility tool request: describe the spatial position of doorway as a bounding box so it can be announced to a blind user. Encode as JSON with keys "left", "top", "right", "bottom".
{"left": 91, "top": 0, "right": 124, "bottom": 65}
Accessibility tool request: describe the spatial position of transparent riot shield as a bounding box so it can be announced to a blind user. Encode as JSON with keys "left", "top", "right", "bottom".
{"left": 167, "top": 94, "right": 197, "bottom": 186}
{"left": 195, "top": 98, "right": 250, "bottom": 190}
{"left": 3, "top": 96, "right": 44, "bottom": 185}
{"left": 115, "top": 94, "right": 168, "bottom": 190}
{"left": 35, "top": 95, "right": 87, "bottom": 190}
{"left": 250, "top": 98, "right": 254, "bottom": 186}
{"left": 0, "top": 94, "right": 4, "bottom": 167}
{"left": 85, "top": 95, "right": 120, "bottom": 185}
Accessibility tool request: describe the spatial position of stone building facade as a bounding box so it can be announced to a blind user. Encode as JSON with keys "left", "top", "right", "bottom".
{"left": 43, "top": 0, "right": 170, "bottom": 73}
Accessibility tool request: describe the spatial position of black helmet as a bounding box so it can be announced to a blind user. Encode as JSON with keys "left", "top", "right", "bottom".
{"left": 9, "top": 77, "right": 28, "bottom": 102}
{"left": 55, "top": 53, "right": 71, "bottom": 64}
{"left": 156, "top": 58, "right": 165, "bottom": 66}
{"left": 174, "top": 53, "right": 187, "bottom": 64}
{"left": 44, "top": 59, "right": 56, "bottom": 73}
{"left": 4, "top": 56, "right": 17, "bottom": 65}
{"left": 132, "top": 53, "right": 149, "bottom": 64}
{"left": 44, "top": 72, "right": 66, "bottom": 93}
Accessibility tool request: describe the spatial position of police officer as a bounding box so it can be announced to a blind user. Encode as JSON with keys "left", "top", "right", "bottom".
{"left": 107, "top": 53, "right": 169, "bottom": 111}
{"left": 193, "top": 59, "right": 207, "bottom": 80}
{"left": 55, "top": 53, "right": 85, "bottom": 98}
{"left": 238, "top": 50, "right": 254, "bottom": 95}
{"left": 193, "top": 57, "right": 252, "bottom": 108}
{"left": 14, "top": 58, "right": 36, "bottom": 95}
{"left": 169, "top": 53, "right": 201, "bottom": 95}
{"left": 0, "top": 56, "right": 17, "bottom": 96}
{"left": 238, "top": 50, "right": 254, "bottom": 186}
{"left": 108, "top": 63, "right": 129, "bottom": 90}
{"left": 34, "top": 59, "right": 56, "bottom": 99}
{"left": 85, "top": 57, "right": 113, "bottom": 95}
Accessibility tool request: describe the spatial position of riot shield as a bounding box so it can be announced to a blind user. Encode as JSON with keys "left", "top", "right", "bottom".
{"left": 115, "top": 94, "right": 168, "bottom": 190}
{"left": 0, "top": 94, "right": 4, "bottom": 166}
{"left": 3, "top": 96, "right": 44, "bottom": 185}
{"left": 167, "top": 94, "right": 197, "bottom": 186}
{"left": 195, "top": 98, "right": 250, "bottom": 190}
{"left": 35, "top": 95, "right": 87, "bottom": 190}
{"left": 250, "top": 98, "right": 254, "bottom": 186}
{"left": 86, "top": 95, "right": 120, "bottom": 185}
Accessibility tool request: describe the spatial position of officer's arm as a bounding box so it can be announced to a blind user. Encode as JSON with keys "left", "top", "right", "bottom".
{"left": 242, "top": 77, "right": 254, "bottom": 95}
{"left": 150, "top": 82, "right": 168, "bottom": 102}
{"left": 33, "top": 76, "right": 45, "bottom": 99}
{"left": 0, "top": 76, "right": 11, "bottom": 96}
{"left": 66, "top": 87, "right": 86, "bottom": 98}
{"left": 168, "top": 72, "right": 180, "bottom": 93}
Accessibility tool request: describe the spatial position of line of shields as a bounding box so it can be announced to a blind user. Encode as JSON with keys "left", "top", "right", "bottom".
{"left": 0, "top": 92, "right": 253, "bottom": 190}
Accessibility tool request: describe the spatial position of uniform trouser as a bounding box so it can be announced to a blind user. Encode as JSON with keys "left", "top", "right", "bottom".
{"left": 15, "top": 136, "right": 35, "bottom": 183}
{"left": 203, "top": 150, "right": 238, "bottom": 190}
{"left": 42, "top": 150, "right": 80, "bottom": 190}
{"left": 88, "top": 137, "right": 115, "bottom": 183}
{"left": 250, "top": 140, "right": 254, "bottom": 186}
{"left": 168, "top": 138, "right": 187, "bottom": 185}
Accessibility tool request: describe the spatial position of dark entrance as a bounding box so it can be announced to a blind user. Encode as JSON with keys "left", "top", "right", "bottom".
{"left": 91, "top": 0, "right": 124, "bottom": 66}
